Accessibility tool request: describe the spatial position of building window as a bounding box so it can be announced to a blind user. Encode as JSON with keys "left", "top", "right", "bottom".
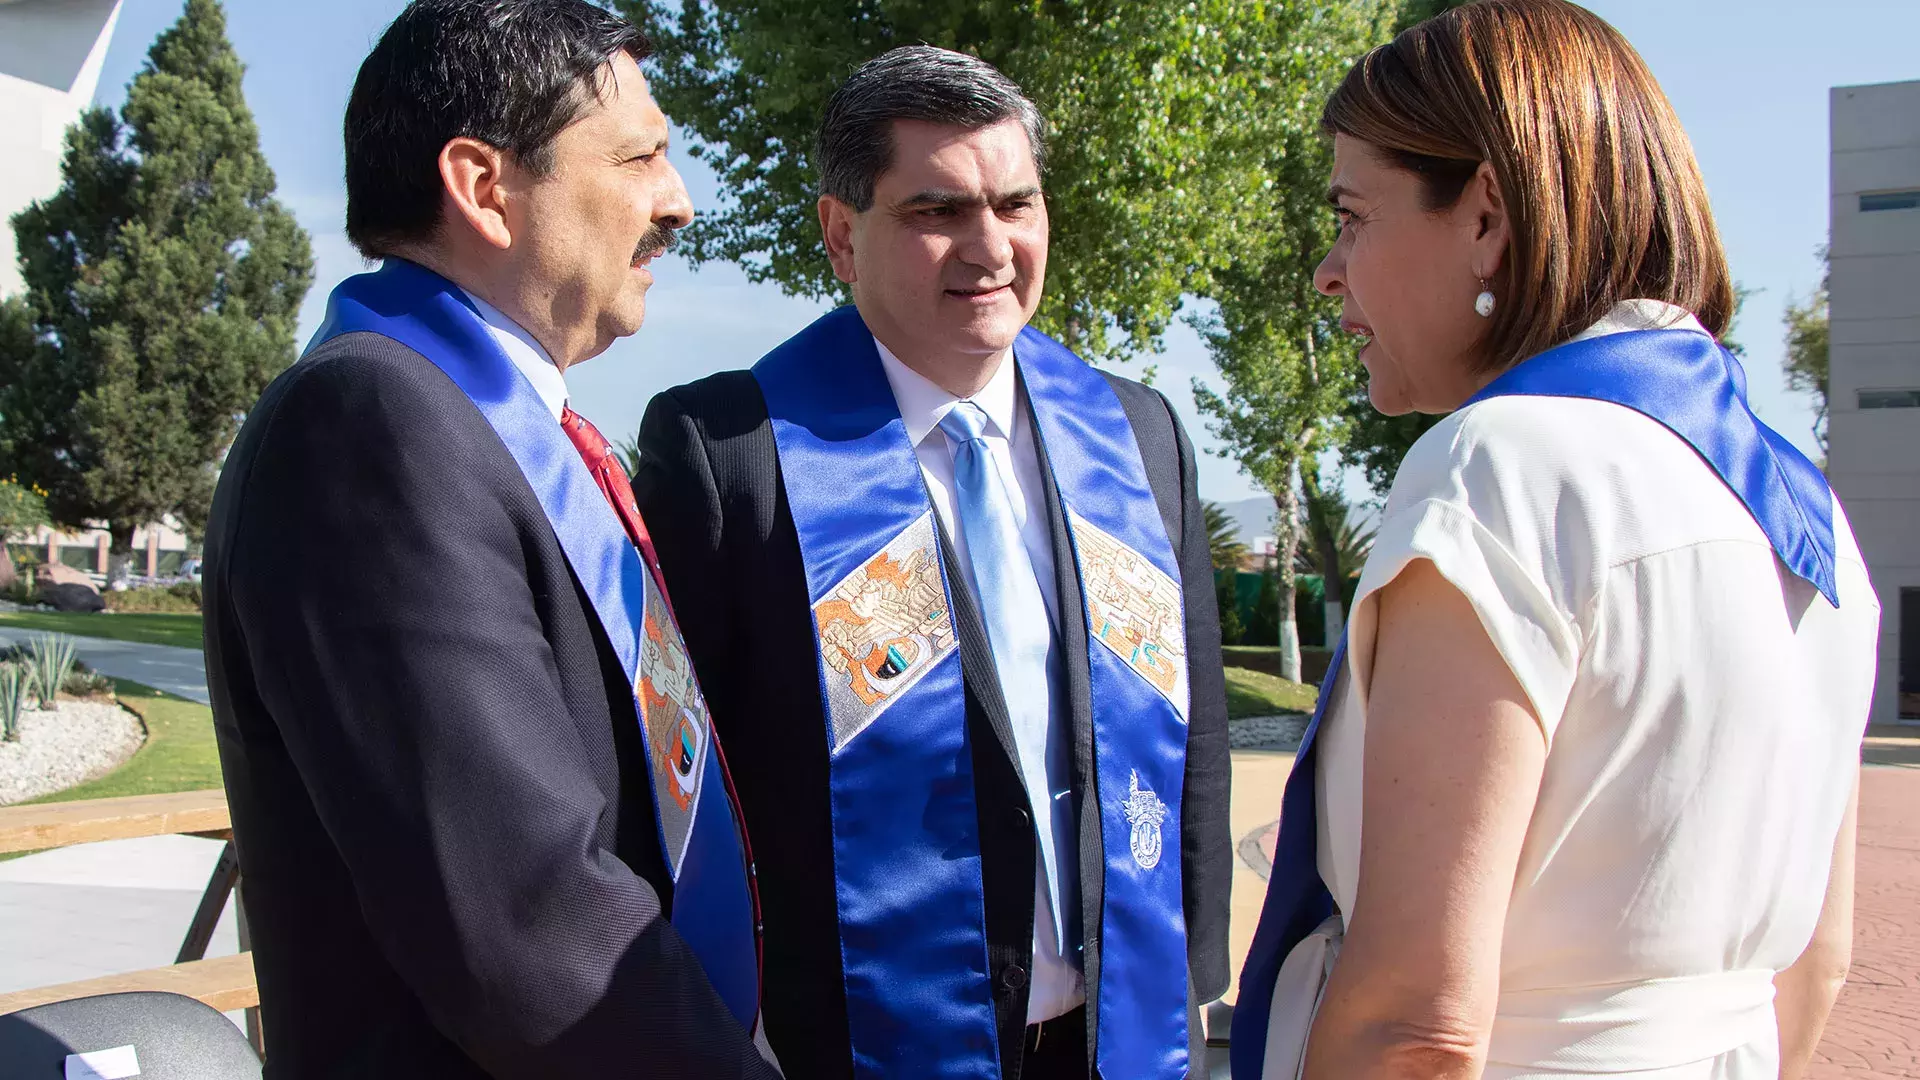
{"left": 1861, "top": 190, "right": 1920, "bottom": 212}
{"left": 1903, "top": 588, "right": 1919, "bottom": 720}
{"left": 1859, "top": 388, "right": 1920, "bottom": 409}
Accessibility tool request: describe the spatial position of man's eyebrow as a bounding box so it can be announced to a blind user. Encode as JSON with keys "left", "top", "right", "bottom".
{"left": 1326, "top": 184, "right": 1356, "bottom": 208}
{"left": 892, "top": 185, "right": 1044, "bottom": 209}
{"left": 614, "top": 135, "right": 669, "bottom": 159}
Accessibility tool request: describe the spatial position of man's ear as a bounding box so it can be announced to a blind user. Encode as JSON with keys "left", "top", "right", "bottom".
{"left": 438, "top": 137, "right": 514, "bottom": 251}
{"left": 1464, "top": 160, "right": 1509, "bottom": 283}
{"left": 819, "top": 195, "right": 859, "bottom": 285}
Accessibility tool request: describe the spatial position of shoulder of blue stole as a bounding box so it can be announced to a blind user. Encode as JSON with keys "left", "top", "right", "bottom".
{"left": 750, "top": 305, "right": 890, "bottom": 436}
{"left": 1466, "top": 327, "right": 1841, "bottom": 608}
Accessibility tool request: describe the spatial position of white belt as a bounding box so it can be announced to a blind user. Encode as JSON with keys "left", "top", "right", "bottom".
{"left": 1488, "top": 969, "right": 1777, "bottom": 1073}
{"left": 1260, "top": 915, "right": 1343, "bottom": 1080}
{"left": 1262, "top": 921, "right": 1774, "bottom": 1079}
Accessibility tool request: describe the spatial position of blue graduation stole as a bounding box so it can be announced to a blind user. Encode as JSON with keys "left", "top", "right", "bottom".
{"left": 307, "top": 259, "right": 761, "bottom": 1028}
{"left": 753, "top": 307, "right": 1192, "bottom": 1079}
{"left": 1230, "top": 327, "right": 1839, "bottom": 1078}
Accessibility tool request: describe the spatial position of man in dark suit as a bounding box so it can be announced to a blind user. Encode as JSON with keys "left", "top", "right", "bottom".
{"left": 201, "top": 3, "right": 776, "bottom": 1076}
{"left": 635, "top": 46, "right": 1231, "bottom": 1080}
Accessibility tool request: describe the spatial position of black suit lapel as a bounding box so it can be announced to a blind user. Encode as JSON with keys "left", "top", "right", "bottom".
{"left": 1026, "top": 388, "right": 1105, "bottom": 1074}
{"left": 932, "top": 513, "right": 1022, "bottom": 771}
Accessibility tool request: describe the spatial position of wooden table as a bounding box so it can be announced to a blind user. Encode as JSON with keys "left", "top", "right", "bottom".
{"left": 0, "top": 789, "right": 259, "bottom": 1046}
{"left": 0, "top": 789, "right": 231, "bottom": 854}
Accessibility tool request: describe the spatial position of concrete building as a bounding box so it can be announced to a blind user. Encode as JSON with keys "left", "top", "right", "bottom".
{"left": 0, "top": 0, "right": 125, "bottom": 298}
{"left": 1828, "top": 78, "right": 1920, "bottom": 724}
{"left": 14, "top": 519, "right": 195, "bottom": 583}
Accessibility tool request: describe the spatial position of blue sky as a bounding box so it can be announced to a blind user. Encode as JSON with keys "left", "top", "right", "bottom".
{"left": 91, "top": 0, "right": 1920, "bottom": 508}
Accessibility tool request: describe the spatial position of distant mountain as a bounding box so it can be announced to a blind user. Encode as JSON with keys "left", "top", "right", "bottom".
{"left": 1213, "top": 495, "right": 1278, "bottom": 551}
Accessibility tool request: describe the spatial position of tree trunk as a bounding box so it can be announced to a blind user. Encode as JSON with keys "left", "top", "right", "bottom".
{"left": 1269, "top": 457, "right": 1303, "bottom": 683}
{"left": 106, "top": 523, "right": 138, "bottom": 590}
{"left": 0, "top": 543, "right": 16, "bottom": 593}
{"left": 1299, "top": 457, "right": 1345, "bottom": 645}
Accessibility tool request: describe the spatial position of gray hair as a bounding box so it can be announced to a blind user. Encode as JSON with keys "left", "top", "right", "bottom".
{"left": 815, "top": 46, "right": 1047, "bottom": 212}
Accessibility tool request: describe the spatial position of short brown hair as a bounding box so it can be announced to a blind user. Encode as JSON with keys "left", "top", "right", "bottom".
{"left": 1321, "top": 0, "right": 1735, "bottom": 372}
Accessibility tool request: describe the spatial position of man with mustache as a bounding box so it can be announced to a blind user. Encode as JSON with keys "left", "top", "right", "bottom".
{"left": 635, "top": 46, "right": 1232, "bottom": 1080}
{"left": 201, "top": 2, "right": 776, "bottom": 1076}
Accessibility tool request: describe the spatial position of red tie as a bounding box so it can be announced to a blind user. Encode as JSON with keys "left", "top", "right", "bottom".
{"left": 562, "top": 408, "right": 766, "bottom": 986}
{"left": 560, "top": 406, "right": 670, "bottom": 597}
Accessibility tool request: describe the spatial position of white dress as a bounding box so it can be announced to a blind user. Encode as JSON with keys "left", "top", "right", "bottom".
{"left": 1295, "top": 302, "right": 1880, "bottom": 1078}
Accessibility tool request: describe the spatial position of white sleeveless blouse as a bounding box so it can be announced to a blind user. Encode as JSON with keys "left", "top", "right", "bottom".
{"left": 1293, "top": 302, "right": 1879, "bottom": 1079}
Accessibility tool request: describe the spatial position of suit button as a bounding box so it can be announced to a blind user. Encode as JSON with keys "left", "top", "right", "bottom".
{"left": 1012, "top": 806, "right": 1030, "bottom": 825}
{"left": 1000, "top": 964, "right": 1028, "bottom": 991}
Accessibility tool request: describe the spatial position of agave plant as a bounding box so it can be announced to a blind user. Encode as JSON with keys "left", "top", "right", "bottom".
{"left": 26, "top": 634, "right": 77, "bottom": 706}
{"left": 0, "top": 664, "right": 27, "bottom": 742}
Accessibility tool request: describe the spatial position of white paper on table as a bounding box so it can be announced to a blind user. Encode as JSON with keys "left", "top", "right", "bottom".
{"left": 65, "top": 1045, "right": 141, "bottom": 1080}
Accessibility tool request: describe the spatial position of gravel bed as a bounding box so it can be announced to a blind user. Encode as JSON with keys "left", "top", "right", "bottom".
{"left": 0, "top": 699, "right": 146, "bottom": 805}
{"left": 1229, "top": 711, "right": 1310, "bottom": 752}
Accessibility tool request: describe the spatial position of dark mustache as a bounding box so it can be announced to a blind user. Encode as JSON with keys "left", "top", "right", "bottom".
{"left": 633, "top": 224, "right": 677, "bottom": 263}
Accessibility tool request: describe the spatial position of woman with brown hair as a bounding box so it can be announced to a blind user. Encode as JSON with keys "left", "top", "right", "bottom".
{"left": 1232, "top": 2, "right": 1880, "bottom": 1078}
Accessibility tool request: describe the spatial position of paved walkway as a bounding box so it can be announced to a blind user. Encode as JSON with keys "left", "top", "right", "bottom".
{"left": 0, "top": 835, "right": 243, "bottom": 1028}
{"left": 1809, "top": 763, "right": 1920, "bottom": 1079}
{"left": 1227, "top": 753, "right": 1920, "bottom": 1076}
{"left": 0, "top": 627, "right": 208, "bottom": 704}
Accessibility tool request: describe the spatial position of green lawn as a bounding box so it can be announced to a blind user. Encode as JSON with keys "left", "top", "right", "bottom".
{"left": 0, "top": 610, "right": 205, "bottom": 650}
{"left": 1224, "top": 665, "right": 1319, "bottom": 719}
{"left": 26, "top": 680, "right": 223, "bottom": 805}
{"left": 0, "top": 680, "right": 223, "bottom": 862}
{"left": 1222, "top": 644, "right": 1334, "bottom": 681}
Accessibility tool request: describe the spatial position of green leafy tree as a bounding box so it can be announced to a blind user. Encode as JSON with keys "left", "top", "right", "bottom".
{"left": 1782, "top": 247, "right": 1830, "bottom": 458}
{"left": 1339, "top": 398, "right": 1440, "bottom": 498}
{"left": 0, "top": 475, "right": 51, "bottom": 591}
{"left": 1215, "top": 570, "right": 1245, "bottom": 647}
{"left": 1191, "top": 0, "right": 1390, "bottom": 679}
{"left": 0, "top": 0, "right": 312, "bottom": 584}
{"left": 1394, "top": 0, "right": 1472, "bottom": 31}
{"left": 624, "top": 0, "right": 1281, "bottom": 363}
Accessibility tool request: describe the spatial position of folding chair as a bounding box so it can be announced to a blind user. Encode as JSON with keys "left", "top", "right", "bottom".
{"left": 0, "top": 991, "right": 261, "bottom": 1080}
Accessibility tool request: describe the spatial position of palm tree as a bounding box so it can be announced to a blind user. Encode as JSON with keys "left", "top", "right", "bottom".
{"left": 1293, "top": 493, "right": 1376, "bottom": 579}
{"left": 1203, "top": 501, "right": 1250, "bottom": 571}
{"left": 616, "top": 433, "right": 644, "bottom": 480}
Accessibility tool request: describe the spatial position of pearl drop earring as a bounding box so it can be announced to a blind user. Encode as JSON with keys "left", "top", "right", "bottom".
{"left": 1474, "top": 280, "right": 1496, "bottom": 318}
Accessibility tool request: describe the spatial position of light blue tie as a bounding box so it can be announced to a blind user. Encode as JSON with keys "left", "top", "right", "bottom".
{"left": 937, "top": 401, "right": 1078, "bottom": 958}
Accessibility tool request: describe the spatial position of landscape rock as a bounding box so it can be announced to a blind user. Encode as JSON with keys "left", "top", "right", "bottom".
{"left": 41, "top": 562, "right": 96, "bottom": 588}
{"left": 39, "top": 581, "right": 106, "bottom": 613}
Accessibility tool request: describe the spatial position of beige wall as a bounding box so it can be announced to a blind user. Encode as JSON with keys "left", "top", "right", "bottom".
{"left": 1828, "top": 79, "right": 1920, "bottom": 725}
{"left": 0, "top": 0, "right": 124, "bottom": 299}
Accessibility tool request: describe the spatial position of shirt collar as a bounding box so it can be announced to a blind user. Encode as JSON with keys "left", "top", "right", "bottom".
{"left": 460, "top": 287, "right": 569, "bottom": 421}
{"left": 873, "top": 337, "right": 1020, "bottom": 448}
{"left": 1570, "top": 298, "right": 1707, "bottom": 344}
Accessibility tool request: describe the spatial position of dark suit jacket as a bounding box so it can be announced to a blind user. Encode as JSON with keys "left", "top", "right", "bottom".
{"left": 202, "top": 332, "right": 777, "bottom": 1079}
{"left": 633, "top": 357, "right": 1232, "bottom": 1080}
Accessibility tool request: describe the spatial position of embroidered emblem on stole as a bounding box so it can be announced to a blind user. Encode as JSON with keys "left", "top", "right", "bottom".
{"left": 638, "top": 567, "right": 708, "bottom": 876}
{"left": 814, "top": 511, "right": 959, "bottom": 751}
{"left": 1121, "top": 769, "right": 1170, "bottom": 870}
{"left": 1069, "top": 510, "right": 1190, "bottom": 715}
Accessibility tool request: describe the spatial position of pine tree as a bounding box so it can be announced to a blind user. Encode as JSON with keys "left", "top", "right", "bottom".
{"left": 0, "top": 0, "right": 312, "bottom": 583}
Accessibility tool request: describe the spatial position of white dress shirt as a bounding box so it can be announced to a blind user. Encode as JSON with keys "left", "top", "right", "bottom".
{"left": 461, "top": 288, "right": 568, "bottom": 420}
{"left": 875, "top": 339, "right": 1086, "bottom": 1023}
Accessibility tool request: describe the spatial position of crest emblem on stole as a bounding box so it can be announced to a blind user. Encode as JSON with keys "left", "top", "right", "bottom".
{"left": 1121, "top": 769, "right": 1169, "bottom": 870}
{"left": 636, "top": 570, "right": 709, "bottom": 876}
{"left": 812, "top": 512, "right": 959, "bottom": 752}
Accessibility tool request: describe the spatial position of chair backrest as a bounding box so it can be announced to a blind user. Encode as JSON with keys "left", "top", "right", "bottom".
{"left": 0, "top": 992, "right": 261, "bottom": 1080}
